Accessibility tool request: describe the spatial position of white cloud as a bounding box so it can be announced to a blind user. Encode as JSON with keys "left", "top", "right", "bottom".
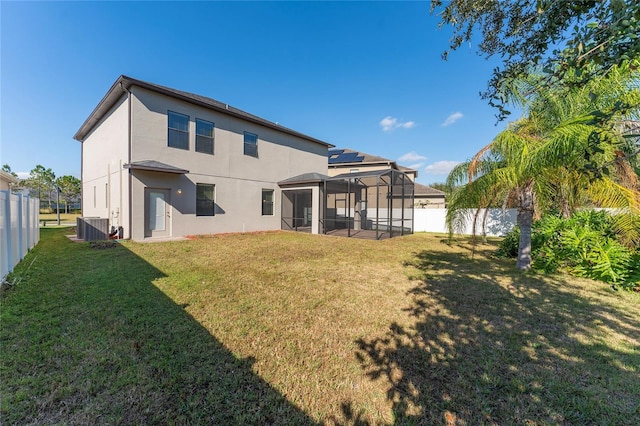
{"left": 441, "top": 112, "right": 464, "bottom": 127}
{"left": 16, "top": 172, "right": 29, "bottom": 179}
{"left": 407, "top": 162, "right": 425, "bottom": 170}
{"left": 398, "top": 151, "right": 428, "bottom": 163}
{"left": 424, "top": 161, "right": 461, "bottom": 175}
{"left": 380, "top": 116, "right": 415, "bottom": 132}
{"left": 380, "top": 116, "right": 397, "bottom": 131}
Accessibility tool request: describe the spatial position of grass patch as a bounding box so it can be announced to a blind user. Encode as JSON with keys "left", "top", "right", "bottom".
{"left": 2, "top": 229, "right": 639, "bottom": 424}
{"left": 38, "top": 213, "right": 80, "bottom": 224}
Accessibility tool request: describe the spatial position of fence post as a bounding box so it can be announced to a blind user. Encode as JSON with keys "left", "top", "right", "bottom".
{"left": 1, "top": 191, "right": 9, "bottom": 279}
{"left": 3, "top": 191, "right": 13, "bottom": 275}
{"left": 17, "top": 193, "right": 24, "bottom": 260}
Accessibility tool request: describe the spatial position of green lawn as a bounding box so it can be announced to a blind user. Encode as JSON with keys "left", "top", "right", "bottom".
{"left": 38, "top": 212, "right": 80, "bottom": 229}
{"left": 2, "top": 228, "right": 639, "bottom": 424}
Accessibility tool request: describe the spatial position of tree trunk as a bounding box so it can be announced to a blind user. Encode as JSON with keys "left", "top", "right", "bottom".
{"left": 560, "top": 200, "right": 571, "bottom": 219}
{"left": 471, "top": 207, "right": 481, "bottom": 244}
{"left": 481, "top": 206, "right": 490, "bottom": 244}
{"left": 516, "top": 180, "right": 535, "bottom": 270}
{"left": 560, "top": 187, "right": 571, "bottom": 219}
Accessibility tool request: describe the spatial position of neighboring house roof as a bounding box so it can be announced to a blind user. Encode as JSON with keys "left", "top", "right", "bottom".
{"left": 328, "top": 148, "right": 418, "bottom": 177}
{"left": 0, "top": 170, "right": 20, "bottom": 186}
{"left": 331, "top": 169, "right": 415, "bottom": 181}
{"left": 278, "top": 172, "right": 331, "bottom": 187}
{"left": 413, "top": 183, "right": 445, "bottom": 197}
{"left": 123, "top": 160, "right": 189, "bottom": 174}
{"left": 74, "top": 75, "right": 334, "bottom": 148}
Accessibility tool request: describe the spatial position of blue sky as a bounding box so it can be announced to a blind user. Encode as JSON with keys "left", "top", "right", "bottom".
{"left": 1, "top": 1, "right": 509, "bottom": 185}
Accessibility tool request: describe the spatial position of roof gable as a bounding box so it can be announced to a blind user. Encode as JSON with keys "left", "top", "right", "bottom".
{"left": 0, "top": 170, "right": 20, "bottom": 185}
{"left": 413, "top": 183, "right": 445, "bottom": 196}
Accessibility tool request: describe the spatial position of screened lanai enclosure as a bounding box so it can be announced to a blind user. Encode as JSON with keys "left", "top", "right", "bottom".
{"left": 281, "top": 189, "right": 314, "bottom": 232}
{"left": 279, "top": 170, "right": 414, "bottom": 239}
{"left": 323, "top": 170, "right": 414, "bottom": 239}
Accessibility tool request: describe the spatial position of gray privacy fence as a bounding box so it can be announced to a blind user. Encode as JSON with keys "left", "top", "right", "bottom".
{"left": 414, "top": 208, "right": 517, "bottom": 236}
{"left": 1, "top": 191, "right": 40, "bottom": 280}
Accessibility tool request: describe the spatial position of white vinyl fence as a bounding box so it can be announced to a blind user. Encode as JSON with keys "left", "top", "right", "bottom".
{"left": 1, "top": 191, "right": 40, "bottom": 280}
{"left": 414, "top": 208, "right": 517, "bottom": 236}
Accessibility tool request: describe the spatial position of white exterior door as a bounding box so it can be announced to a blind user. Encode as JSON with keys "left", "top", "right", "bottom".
{"left": 145, "top": 189, "right": 170, "bottom": 238}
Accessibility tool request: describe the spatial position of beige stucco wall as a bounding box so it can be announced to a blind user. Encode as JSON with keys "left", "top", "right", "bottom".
{"left": 1, "top": 179, "right": 14, "bottom": 192}
{"left": 0, "top": 171, "right": 19, "bottom": 191}
{"left": 403, "top": 170, "right": 417, "bottom": 182}
{"left": 80, "top": 94, "right": 131, "bottom": 236}
{"left": 328, "top": 164, "right": 390, "bottom": 177}
{"left": 127, "top": 87, "right": 328, "bottom": 240}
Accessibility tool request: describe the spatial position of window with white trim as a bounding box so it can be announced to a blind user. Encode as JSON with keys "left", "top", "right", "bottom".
{"left": 196, "top": 119, "right": 214, "bottom": 154}
{"left": 262, "top": 189, "right": 274, "bottom": 215}
{"left": 196, "top": 184, "right": 215, "bottom": 216}
{"left": 244, "top": 132, "right": 258, "bottom": 157}
{"left": 168, "top": 111, "right": 189, "bottom": 150}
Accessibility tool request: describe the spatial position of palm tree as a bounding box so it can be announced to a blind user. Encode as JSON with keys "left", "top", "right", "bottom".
{"left": 447, "top": 118, "right": 546, "bottom": 269}
{"left": 447, "top": 64, "right": 640, "bottom": 270}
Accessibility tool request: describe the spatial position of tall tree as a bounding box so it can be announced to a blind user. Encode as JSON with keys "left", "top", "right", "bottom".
{"left": 55, "top": 175, "right": 81, "bottom": 213}
{"left": 431, "top": 0, "right": 640, "bottom": 120}
{"left": 427, "top": 182, "right": 449, "bottom": 193}
{"left": 447, "top": 64, "right": 640, "bottom": 269}
{"left": 25, "top": 165, "right": 56, "bottom": 207}
{"left": 2, "top": 164, "right": 18, "bottom": 178}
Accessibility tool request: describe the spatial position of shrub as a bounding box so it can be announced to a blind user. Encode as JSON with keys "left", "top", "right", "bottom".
{"left": 496, "top": 226, "right": 520, "bottom": 258}
{"left": 497, "top": 210, "right": 639, "bottom": 290}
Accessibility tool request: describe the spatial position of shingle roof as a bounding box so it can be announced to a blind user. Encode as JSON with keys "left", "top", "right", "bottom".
{"left": 74, "top": 75, "right": 333, "bottom": 148}
{"left": 278, "top": 172, "right": 331, "bottom": 186}
{"left": 330, "top": 169, "right": 415, "bottom": 181}
{"left": 328, "top": 148, "right": 391, "bottom": 164}
{"left": 328, "top": 148, "right": 417, "bottom": 176}
{"left": 0, "top": 170, "right": 20, "bottom": 185}
{"left": 413, "top": 183, "right": 445, "bottom": 196}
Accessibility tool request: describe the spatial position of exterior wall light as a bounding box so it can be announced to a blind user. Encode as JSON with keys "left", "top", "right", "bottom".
{"left": 177, "top": 189, "right": 183, "bottom": 195}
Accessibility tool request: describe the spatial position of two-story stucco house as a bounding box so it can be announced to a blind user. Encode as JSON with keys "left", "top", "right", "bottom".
{"left": 74, "top": 75, "right": 332, "bottom": 241}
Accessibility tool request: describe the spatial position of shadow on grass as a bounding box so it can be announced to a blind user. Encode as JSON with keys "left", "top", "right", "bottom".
{"left": 345, "top": 246, "right": 640, "bottom": 424}
{"left": 1, "top": 229, "right": 316, "bottom": 424}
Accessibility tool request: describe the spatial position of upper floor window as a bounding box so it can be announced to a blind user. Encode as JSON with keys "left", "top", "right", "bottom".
{"left": 196, "top": 183, "right": 215, "bottom": 216}
{"left": 262, "top": 189, "right": 274, "bottom": 215}
{"left": 168, "top": 111, "right": 189, "bottom": 150}
{"left": 196, "top": 119, "right": 214, "bottom": 154}
{"left": 244, "top": 132, "right": 258, "bottom": 157}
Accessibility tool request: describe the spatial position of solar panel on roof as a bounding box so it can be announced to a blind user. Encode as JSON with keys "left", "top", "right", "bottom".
{"left": 339, "top": 152, "right": 361, "bottom": 162}
{"left": 328, "top": 151, "right": 366, "bottom": 164}
{"left": 328, "top": 149, "right": 344, "bottom": 157}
